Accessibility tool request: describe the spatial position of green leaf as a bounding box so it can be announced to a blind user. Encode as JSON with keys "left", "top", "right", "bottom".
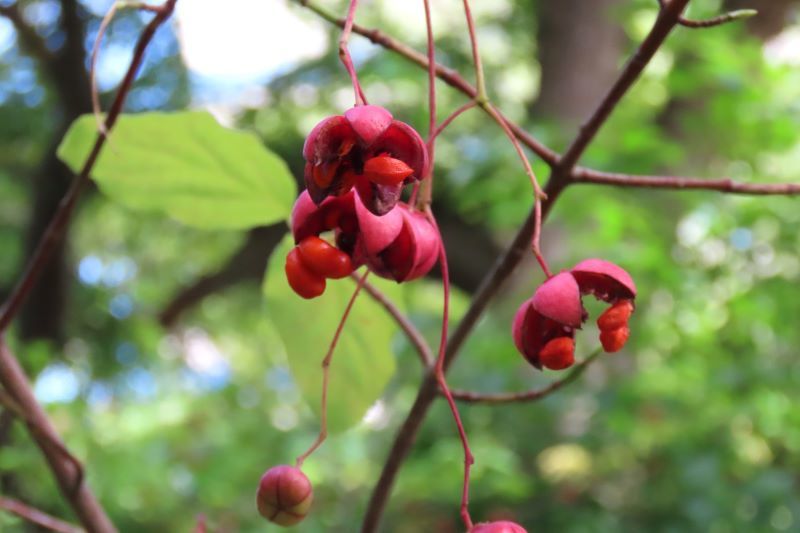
{"left": 57, "top": 112, "right": 296, "bottom": 230}
{"left": 263, "top": 235, "right": 398, "bottom": 433}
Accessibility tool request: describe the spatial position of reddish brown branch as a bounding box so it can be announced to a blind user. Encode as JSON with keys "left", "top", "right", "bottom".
{"left": 0, "top": 496, "right": 83, "bottom": 533}
{"left": 572, "top": 167, "right": 800, "bottom": 195}
{"left": 359, "top": 2, "right": 691, "bottom": 530}
{"left": 450, "top": 350, "right": 601, "bottom": 404}
{"left": 0, "top": 0, "right": 179, "bottom": 334}
{"left": 657, "top": 0, "right": 757, "bottom": 28}
{"left": 0, "top": 341, "right": 115, "bottom": 532}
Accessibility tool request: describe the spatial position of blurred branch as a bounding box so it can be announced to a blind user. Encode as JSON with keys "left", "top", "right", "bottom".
{"left": 449, "top": 350, "right": 601, "bottom": 404}
{"left": 0, "top": 496, "right": 83, "bottom": 533}
{"left": 0, "top": 341, "right": 115, "bottom": 532}
{"left": 0, "top": 0, "right": 179, "bottom": 334}
{"left": 358, "top": 277, "right": 434, "bottom": 368}
{"left": 572, "top": 168, "right": 800, "bottom": 195}
{"left": 158, "top": 224, "right": 286, "bottom": 328}
{"left": 0, "top": 3, "right": 55, "bottom": 65}
{"left": 360, "top": 2, "right": 692, "bottom": 530}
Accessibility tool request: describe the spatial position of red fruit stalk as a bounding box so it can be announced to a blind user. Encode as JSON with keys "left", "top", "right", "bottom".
{"left": 426, "top": 207, "right": 475, "bottom": 529}
{"left": 295, "top": 271, "right": 369, "bottom": 467}
{"left": 256, "top": 465, "right": 313, "bottom": 526}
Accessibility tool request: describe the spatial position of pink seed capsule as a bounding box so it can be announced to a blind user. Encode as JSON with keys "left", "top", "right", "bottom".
{"left": 256, "top": 465, "right": 313, "bottom": 527}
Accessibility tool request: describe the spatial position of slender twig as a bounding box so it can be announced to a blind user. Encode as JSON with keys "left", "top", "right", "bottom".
{"left": 91, "top": 2, "right": 161, "bottom": 137}
{"left": 338, "top": 0, "right": 367, "bottom": 105}
{"left": 416, "top": 0, "right": 438, "bottom": 206}
{"left": 657, "top": 0, "right": 757, "bottom": 28}
{"left": 572, "top": 168, "right": 800, "bottom": 195}
{"left": 295, "top": 271, "right": 369, "bottom": 467}
{"left": 360, "top": 3, "right": 691, "bottom": 530}
{"left": 0, "top": 496, "right": 83, "bottom": 533}
{"left": 358, "top": 278, "right": 434, "bottom": 368}
{"left": 450, "top": 349, "right": 601, "bottom": 404}
{"left": 0, "top": 0, "right": 179, "bottom": 334}
{"left": 0, "top": 341, "right": 116, "bottom": 533}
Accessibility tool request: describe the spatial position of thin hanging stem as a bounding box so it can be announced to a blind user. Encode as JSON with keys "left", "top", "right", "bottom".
{"left": 296, "top": 270, "right": 370, "bottom": 467}
{"left": 430, "top": 100, "right": 477, "bottom": 142}
{"left": 457, "top": 0, "right": 549, "bottom": 277}
{"left": 425, "top": 206, "right": 474, "bottom": 530}
{"left": 338, "top": 0, "right": 367, "bottom": 105}
{"left": 417, "top": 0, "right": 437, "bottom": 207}
{"left": 460, "top": 0, "right": 486, "bottom": 101}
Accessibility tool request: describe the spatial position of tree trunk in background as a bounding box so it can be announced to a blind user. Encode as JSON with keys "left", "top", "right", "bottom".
{"left": 532, "top": 0, "right": 625, "bottom": 124}
{"left": 18, "top": 0, "right": 91, "bottom": 342}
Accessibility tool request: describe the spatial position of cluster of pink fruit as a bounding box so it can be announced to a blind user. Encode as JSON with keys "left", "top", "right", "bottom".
{"left": 284, "top": 105, "right": 438, "bottom": 299}
{"left": 259, "top": 105, "right": 636, "bottom": 532}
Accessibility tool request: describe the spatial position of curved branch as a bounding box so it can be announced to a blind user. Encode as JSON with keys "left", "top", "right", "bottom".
{"left": 450, "top": 350, "right": 601, "bottom": 404}
{"left": 0, "top": 496, "right": 82, "bottom": 533}
{"left": 0, "top": 341, "right": 115, "bottom": 532}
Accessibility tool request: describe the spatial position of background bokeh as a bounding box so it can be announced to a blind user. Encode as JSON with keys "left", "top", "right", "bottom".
{"left": 1, "top": 0, "right": 799, "bottom": 531}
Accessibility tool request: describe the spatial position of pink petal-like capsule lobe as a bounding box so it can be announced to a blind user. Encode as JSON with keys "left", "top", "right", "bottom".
{"left": 371, "top": 120, "right": 430, "bottom": 180}
{"left": 571, "top": 258, "right": 636, "bottom": 302}
{"left": 354, "top": 191, "right": 404, "bottom": 256}
{"left": 531, "top": 271, "right": 584, "bottom": 328}
{"left": 470, "top": 521, "right": 528, "bottom": 533}
{"left": 302, "top": 115, "right": 356, "bottom": 163}
{"left": 365, "top": 205, "right": 439, "bottom": 282}
{"left": 512, "top": 298, "right": 575, "bottom": 370}
{"left": 256, "top": 465, "right": 313, "bottom": 527}
{"left": 344, "top": 105, "right": 393, "bottom": 146}
{"left": 291, "top": 190, "right": 354, "bottom": 243}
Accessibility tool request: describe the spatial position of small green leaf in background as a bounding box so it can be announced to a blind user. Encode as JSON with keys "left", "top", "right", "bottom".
{"left": 263, "top": 235, "right": 398, "bottom": 433}
{"left": 57, "top": 111, "right": 296, "bottom": 230}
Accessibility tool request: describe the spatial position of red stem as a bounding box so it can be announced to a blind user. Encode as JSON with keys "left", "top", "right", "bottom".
{"left": 338, "top": 0, "right": 367, "bottom": 106}
{"left": 426, "top": 206, "right": 474, "bottom": 530}
{"left": 295, "top": 271, "right": 369, "bottom": 467}
{"left": 431, "top": 100, "right": 477, "bottom": 142}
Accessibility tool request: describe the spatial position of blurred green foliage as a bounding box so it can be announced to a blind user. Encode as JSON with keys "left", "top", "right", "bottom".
{"left": 1, "top": 0, "right": 800, "bottom": 532}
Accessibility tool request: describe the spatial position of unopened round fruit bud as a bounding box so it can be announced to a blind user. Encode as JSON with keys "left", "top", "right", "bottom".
{"left": 256, "top": 465, "right": 313, "bottom": 527}
{"left": 470, "top": 521, "right": 528, "bottom": 533}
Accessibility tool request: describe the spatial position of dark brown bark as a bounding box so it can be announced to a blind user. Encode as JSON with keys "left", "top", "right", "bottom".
{"left": 16, "top": 0, "right": 92, "bottom": 342}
